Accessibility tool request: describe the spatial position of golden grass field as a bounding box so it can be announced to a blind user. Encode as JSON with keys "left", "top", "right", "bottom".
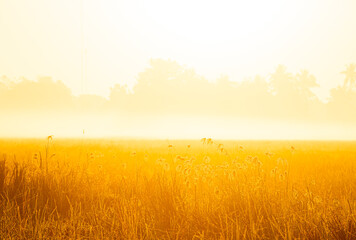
{"left": 0, "top": 138, "right": 355, "bottom": 239}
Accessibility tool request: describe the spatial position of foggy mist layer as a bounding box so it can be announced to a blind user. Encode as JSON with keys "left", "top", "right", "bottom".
{"left": 1, "top": 59, "right": 356, "bottom": 139}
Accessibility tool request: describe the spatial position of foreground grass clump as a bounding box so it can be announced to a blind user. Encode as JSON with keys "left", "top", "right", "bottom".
{"left": 0, "top": 138, "right": 355, "bottom": 239}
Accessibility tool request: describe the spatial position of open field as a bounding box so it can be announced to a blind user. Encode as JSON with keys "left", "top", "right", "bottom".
{"left": 0, "top": 138, "right": 355, "bottom": 239}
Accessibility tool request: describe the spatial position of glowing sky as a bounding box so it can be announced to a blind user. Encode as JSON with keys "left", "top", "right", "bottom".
{"left": 1, "top": 0, "right": 355, "bottom": 99}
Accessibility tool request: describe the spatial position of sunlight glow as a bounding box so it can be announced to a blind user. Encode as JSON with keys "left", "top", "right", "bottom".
{"left": 0, "top": 0, "right": 356, "bottom": 139}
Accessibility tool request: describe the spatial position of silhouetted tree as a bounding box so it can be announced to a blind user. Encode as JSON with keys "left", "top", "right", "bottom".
{"left": 341, "top": 63, "right": 356, "bottom": 90}
{"left": 0, "top": 76, "right": 74, "bottom": 111}
{"left": 296, "top": 70, "right": 319, "bottom": 100}
{"left": 269, "top": 65, "right": 294, "bottom": 96}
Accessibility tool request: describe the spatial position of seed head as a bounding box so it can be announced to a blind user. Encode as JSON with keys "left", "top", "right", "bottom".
{"left": 163, "top": 162, "right": 170, "bottom": 171}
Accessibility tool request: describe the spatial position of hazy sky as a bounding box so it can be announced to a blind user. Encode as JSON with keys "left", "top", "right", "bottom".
{"left": 1, "top": 0, "right": 356, "bottom": 99}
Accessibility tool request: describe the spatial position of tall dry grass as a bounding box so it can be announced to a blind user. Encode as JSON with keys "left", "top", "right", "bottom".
{"left": 0, "top": 138, "right": 355, "bottom": 239}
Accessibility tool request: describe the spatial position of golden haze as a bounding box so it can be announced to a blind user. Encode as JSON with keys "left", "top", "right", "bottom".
{"left": 1, "top": 0, "right": 356, "bottom": 139}
{"left": 1, "top": 60, "right": 356, "bottom": 139}
{"left": 1, "top": 1, "right": 356, "bottom": 238}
